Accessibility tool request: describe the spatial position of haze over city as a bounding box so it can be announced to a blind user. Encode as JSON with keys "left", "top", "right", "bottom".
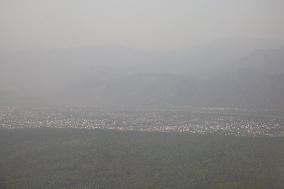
{"left": 1, "top": 0, "right": 284, "bottom": 50}
{"left": 1, "top": 1, "right": 284, "bottom": 189}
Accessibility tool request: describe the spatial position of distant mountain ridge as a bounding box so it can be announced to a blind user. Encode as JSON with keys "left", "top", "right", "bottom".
{"left": 0, "top": 39, "right": 284, "bottom": 109}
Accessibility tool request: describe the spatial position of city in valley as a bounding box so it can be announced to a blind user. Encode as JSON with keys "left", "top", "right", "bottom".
{"left": 1, "top": 106, "right": 283, "bottom": 137}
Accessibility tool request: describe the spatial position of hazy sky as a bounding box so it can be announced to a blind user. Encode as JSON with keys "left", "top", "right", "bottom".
{"left": 0, "top": 0, "right": 283, "bottom": 51}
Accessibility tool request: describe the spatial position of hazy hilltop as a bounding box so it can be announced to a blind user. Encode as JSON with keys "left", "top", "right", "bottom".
{"left": 0, "top": 38, "right": 284, "bottom": 109}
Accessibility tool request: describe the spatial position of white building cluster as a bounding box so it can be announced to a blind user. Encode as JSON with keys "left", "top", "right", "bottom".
{"left": 0, "top": 106, "right": 283, "bottom": 137}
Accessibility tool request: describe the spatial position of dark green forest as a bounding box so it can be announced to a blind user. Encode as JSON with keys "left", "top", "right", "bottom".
{"left": 0, "top": 128, "right": 283, "bottom": 189}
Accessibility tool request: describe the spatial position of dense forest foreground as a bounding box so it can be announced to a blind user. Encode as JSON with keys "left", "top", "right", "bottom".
{"left": 0, "top": 128, "right": 284, "bottom": 189}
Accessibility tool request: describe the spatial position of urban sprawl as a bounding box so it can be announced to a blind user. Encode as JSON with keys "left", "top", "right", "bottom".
{"left": 0, "top": 106, "right": 283, "bottom": 137}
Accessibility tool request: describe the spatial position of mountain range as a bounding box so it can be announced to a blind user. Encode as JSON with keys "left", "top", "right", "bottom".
{"left": 0, "top": 38, "right": 284, "bottom": 110}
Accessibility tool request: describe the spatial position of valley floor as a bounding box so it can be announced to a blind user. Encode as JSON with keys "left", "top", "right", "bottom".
{"left": 0, "top": 128, "right": 284, "bottom": 189}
